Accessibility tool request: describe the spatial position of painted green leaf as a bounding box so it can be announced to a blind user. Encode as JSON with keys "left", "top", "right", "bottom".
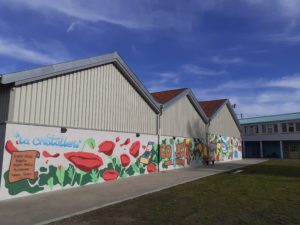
{"left": 4, "top": 171, "right": 43, "bottom": 195}
{"left": 47, "top": 177, "right": 54, "bottom": 190}
{"left": 90, "top": 169, "right": 98, "bottom": 183}
{"left": 85, "top": 138, "right": 96, "bottom": 150}
{"left": 132, "top": 164, "right": 140, "bottom": 174}
{"left": 56, "top": 166, "right": 65, "bottom": 187}
{"left": 125, "top": 166, "right": 135, "bottom": 176}
{"left": 40, "top": 167, "right": 47, "bottom": 173}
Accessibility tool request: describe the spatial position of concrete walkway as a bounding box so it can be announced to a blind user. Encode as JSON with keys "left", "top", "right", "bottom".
{"left": 0, "top": 159, "right": 266, "bottom": 225}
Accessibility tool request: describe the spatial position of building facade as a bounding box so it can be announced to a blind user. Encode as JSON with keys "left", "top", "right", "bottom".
{"left": 151, "top": 88, "right": 209, "bottom": 171}
{"left": 199, "top": 99, "right": 243, "bottom": 162}
{"left": 240, "top": 113, "right": 300, "bottom": 159}
{"left": 0, "top": 52, "right": 163, "bottom": 200}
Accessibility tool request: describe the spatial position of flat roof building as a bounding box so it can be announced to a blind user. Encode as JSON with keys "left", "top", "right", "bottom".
{"left": 240, "top": 112, "right": 300, "bottom": 159}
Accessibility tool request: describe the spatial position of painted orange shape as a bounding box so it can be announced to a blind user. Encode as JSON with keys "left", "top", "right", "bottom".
{"left": 98, "top": 141, "right": 115, "bottom": 156}
{"left": 42, "top": 150, "right": 60, "bottom": 158}
{"left": 5, "top": 140, "right": 18, "bottom": 154}
{"left": 103, "top": 170, "right": 119, "bottom": 181}
{"left": 130, "top": 141, "right": 140, "bottom": 157}
{"left": 120, "top": 154, "right": 131, "bottom": 167}
{"left": 147, "top": 164, "right": 156, "bottom": 173}
{"left": 64, "top": 152, "right": 103, "bottom": 172}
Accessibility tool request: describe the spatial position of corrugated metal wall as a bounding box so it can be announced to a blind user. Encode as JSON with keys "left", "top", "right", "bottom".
{"left": 160, "top": 96, "right": 206, "bottom": 138}
{"left": 0, "top": 124, "right": 6, "bottom": 185}
{"left": 10, "top": 64, "right": 157, "bottom": 134}
{"left": 210, "top": 104, "right": 240, "bottom": 137}
{"left": 0, "top": 85, "right": 10, "bottom": 123}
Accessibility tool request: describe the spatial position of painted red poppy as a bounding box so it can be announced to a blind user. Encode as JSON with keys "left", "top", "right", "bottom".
{"left": 98, "top": 141, "right": 115, "bottom": 156}
{"left": 64, "top": 152, "right": 103, "bottom": 172}
{"left": 130, "top": 141, "right": 140, "bottom": 157}
{"left": 43, "top": 150, "right": 60, "bottom": 158}
{"left": 115, "top": 137, "right": 120, "bottom": 142}
{"left": 147, "top": 164, "right": 156, "bottom": 173}
{"left": 103, "top": 170, "right": 119, "bottom": 181}
{"left": 5, "top": 140, "right": 18, "bottom": 154}
{"left": 120, "top": 154, "right": 131, "bottom": 167}
{"left": 120, "top": 138, "right": 130, "bottom": 147}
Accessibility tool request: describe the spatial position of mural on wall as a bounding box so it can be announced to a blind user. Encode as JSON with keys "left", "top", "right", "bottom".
{"left": 209, "top": 133, "right": 242, "bottom": 161}
{"left": 0, "top": 124, "right": 158, "bottom": 199}
{"left": 159, "top": 137, "right": 209, "bottom": 170}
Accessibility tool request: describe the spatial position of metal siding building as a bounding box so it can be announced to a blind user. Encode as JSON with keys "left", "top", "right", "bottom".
{"left": 199, "top": 99, "right": 242, "bottom": 162}
{"left": 161, "top": 95, "right": 207, "bottom": 138}
{"left": 209, "top": 104, "right": 241, "bottom": 138}
{"left": 8, "top": 64, "right": 157, "bottom": 134}
{"left": 0, "top": 85, "right": 10, "bottom": 124}
{"left": 0, "top": 53, "right": 160, "bottom": 135}
{"left": 151, "top": 88, "right": 208, "bottom": 139}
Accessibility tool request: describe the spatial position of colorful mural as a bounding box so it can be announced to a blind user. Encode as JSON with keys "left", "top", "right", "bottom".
{"left": 209, "top": 133, "right": 242, "bottom": 162}
{"left": 0, "top": 124, "right": 158, "bottom": 200}
{"left": 159, "top": 137, "right": 209, "bottom": 171}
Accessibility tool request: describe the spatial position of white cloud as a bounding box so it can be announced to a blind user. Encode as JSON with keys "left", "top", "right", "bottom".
{"left": 267, "top": 74, "right": 300, "bottom": 89}
{"left": 145, "top": 72, "right": 181, "bottom": 92}
{"left": 212, "top": 56, "right": 244, "bottom": 64}
{"left": 194, "top": 73, "right": 300, "bottom": 117}
{"left": 182, "top": 64, "right": 227, "bottom": 76}
{"left": 67, "top": 21, "right": 84, "bottom": 32}
{"left": 0, "top": 36, "right": 69, "bottom": 66}
{"left": 264, "top": 33, "right": 300, "bottom": 44}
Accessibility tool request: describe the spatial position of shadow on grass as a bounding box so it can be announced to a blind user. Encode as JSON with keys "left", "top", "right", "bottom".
{"left": 241, "top": 160, "right": 300, "bottom": 178}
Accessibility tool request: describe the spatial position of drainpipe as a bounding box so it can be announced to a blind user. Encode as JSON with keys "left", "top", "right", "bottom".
{"left": 206, "top": 118, "right": 211, "bottom": 148}
{"left": 157, "top": 104, "right": 163, "bottom": 173}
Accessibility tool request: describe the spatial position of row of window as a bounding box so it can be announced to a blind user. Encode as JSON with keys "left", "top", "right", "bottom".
{"left": 244, "top": 122, "right": 300, "bottom": 135}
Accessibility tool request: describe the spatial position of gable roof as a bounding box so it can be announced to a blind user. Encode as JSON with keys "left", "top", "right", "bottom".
{"left": 199, "top": 99, "right": 242, "bottom": 132}
{"left": 0, "top": 52, "right": 161, "bottom": 113}
{"left": 239, "top": 112, "right": 300, "bottom": 125}
{"left": 199, "top": 99, "right": 227, "bottom": 118}
{"left": 151, "top": 88, "right": 209, "bottom": 123}
{"left": 151, "top": 88, "right": 187, "bottom": 104}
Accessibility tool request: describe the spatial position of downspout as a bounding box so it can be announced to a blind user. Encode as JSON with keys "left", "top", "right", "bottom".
{"left": 206, "top": 118, "right": 211, "bottom": 149}
{"left": 157, "top": 104, "right": 163, "bottom": 173}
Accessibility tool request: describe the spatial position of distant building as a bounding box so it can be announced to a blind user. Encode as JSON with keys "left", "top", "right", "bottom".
{"left": 240, "top": 113, "right": 300, "bottom": 159}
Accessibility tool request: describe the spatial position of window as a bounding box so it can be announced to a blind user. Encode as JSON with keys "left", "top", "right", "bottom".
{"left": 274, "top": 124, "right": 278, "bottom": 133}
{"left": 296, "top": 123, "right": 300, "bottom": 132}
{"left": 282, "top": 123, "right": 287, "bottom": 132}
{"left": 267, "top": 124, "right": 273, "bottom": 133}
{"left": 254, "top": 125, "right": 259, "bottom": 134}
{"left": 261, "top": 125, "right": 266, "bottom": 133}
{"left": 288, "top": 123, "right": 294, "bottom": 133}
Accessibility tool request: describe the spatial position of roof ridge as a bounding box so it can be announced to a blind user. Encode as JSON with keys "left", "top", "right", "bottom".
{"left": 198, "top": 98, "right": 228, "bottom": 103}
{"left": 150, "top": 87, "right": 188, "bottom": 94}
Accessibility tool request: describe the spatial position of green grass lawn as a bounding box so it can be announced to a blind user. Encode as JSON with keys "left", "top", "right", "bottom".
{"left": 51, "top": 160, "right": 300, "bottom": 225}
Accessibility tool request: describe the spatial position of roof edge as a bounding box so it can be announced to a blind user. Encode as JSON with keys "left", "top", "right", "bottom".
{"left": 209, "top": 99, "right": 242, "bottom": 132}
{"left": 1, "top": 52, "right": 161, "bottom": 113}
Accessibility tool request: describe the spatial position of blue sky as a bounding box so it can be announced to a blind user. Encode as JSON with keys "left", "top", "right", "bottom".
{"left": 1, "top": 0, "right": 300, "bottom": 118}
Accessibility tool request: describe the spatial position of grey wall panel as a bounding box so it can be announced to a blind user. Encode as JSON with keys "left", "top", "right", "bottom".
{"left": 0, "top": 124, "right": 6, "bottom": 186}
{"left": 0, "top": 85, "right": 10, "bottom": 123}
{"left": 161, "top": 96, "right": 206, "bottom": 139}
{"left": 11, "top": 64, "right": 157, "bottom": 134}
{"left": 210, "top": 105, "right": 240, "bottom": 138}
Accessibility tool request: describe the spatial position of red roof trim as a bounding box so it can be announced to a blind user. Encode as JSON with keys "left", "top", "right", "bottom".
{"left": 151, "top": 88, "right": 188, "bottom": 104}
{"left": 199, "top": 99, "right": 227, "bottom": 118}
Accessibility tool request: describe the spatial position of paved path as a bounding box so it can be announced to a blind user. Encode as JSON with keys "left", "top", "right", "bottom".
{"left": 0, "top": 159, "right": 266, "bottom": 225}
